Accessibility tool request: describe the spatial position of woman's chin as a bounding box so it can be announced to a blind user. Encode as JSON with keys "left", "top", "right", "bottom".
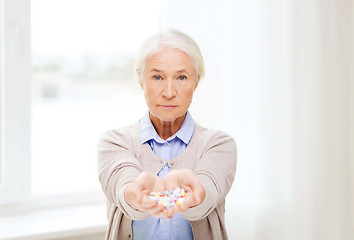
{"left": 150, "top": 111, "right": 186, "bottom": 123}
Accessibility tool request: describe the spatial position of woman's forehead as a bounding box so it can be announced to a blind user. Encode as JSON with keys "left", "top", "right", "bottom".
{"left": 145, "top": 48, "right": 196, "bottom": 72}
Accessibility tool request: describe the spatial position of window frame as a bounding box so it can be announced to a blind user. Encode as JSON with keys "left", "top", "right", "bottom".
{"left": 0, "top": 0, "right": 116, "bottom": 209}
{"left": 0, "top": 0, "right": 32, "bottom": 205}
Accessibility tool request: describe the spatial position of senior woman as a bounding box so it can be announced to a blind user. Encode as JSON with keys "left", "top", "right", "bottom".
{"left": 98, "top": 29, "right": 237, "bottom": 240}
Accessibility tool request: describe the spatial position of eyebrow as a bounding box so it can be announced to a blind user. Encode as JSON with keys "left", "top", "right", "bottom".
{"left": 150, "top": 68, "right": 190, "bottom": 75}
{"left": 176, "top": 70, "right": 189, "bottom": 75}
{"left": 151, "top": 68, "right": 163, "bottom": 73}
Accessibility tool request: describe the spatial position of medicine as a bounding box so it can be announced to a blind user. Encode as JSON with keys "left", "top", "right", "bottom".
{"left": 149, "top": 188, "right": 186, "bottom": 209}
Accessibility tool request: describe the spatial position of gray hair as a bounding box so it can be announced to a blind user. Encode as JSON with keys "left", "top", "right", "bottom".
{"left": 135, "top": 29, "right": 205, "bottom": 83}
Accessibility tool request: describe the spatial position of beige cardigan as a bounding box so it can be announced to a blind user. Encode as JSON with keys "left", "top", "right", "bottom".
{"left": 97, "top": 122, "right": 237, "bottom": 240}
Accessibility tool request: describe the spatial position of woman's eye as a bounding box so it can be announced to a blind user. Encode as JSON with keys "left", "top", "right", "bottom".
{"left": 153, "top": 75, "right": 162, "bottom": 80}
{"left": 177, "top": 75, "right": 186, "bottom": 80}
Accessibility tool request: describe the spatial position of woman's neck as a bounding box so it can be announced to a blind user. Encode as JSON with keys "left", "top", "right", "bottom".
{"left": 149, "top": 112, "right": 186, "bottom": 140}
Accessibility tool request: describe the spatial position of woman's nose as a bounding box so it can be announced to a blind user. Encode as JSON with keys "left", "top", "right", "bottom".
{"left": 162, "top": 79, "right": 176, "bottom": 98}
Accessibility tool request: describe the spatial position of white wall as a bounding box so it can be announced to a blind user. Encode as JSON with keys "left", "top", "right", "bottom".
{"left": 290, "top": 0, "right": 352, "bottom": 239}
{"left": 162, "top": 0, "right": 353, "bottom": 239}
{"left": 351, "top": 0, "right": 354, "bottom": 237}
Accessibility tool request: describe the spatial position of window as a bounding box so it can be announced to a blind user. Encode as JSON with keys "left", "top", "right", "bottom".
{"left": 0, "top": 0, "right": 162, "bottom": 206}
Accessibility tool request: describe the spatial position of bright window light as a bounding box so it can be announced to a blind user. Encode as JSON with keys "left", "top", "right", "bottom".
{"left": 31, "top": 0, "right": 161, "bottom": 196}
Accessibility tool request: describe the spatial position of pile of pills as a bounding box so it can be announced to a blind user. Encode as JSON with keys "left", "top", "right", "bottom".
{"left": 149, "top": 188, "right": 186, "bottom": 209}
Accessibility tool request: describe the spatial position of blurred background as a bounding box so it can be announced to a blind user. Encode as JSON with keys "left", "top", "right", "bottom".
{"left": 0, "top": 0, "right": 353, "bottom": 239}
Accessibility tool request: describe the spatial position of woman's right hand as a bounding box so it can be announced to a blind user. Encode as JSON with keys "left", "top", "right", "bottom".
{"left": 124, "top": 172, "right": 165, "bottom": 217}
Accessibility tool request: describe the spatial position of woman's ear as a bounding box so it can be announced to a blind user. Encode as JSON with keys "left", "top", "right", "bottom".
{"left": 194, "top": 78, "right": 199, "bottom": 91}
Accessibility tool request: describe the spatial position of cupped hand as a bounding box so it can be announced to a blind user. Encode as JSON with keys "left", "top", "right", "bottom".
{"left": 124, "top": 170, "right": 205, "bottom": 218}
{"left": 162, "top": 169, "right": 206, "bottom": 218}
{"left": 124, "top": 172, "right": 166, "bottom": 217}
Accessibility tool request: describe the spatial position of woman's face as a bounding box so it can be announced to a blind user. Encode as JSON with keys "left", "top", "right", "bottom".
{"left": 140, "top": 47, "right": 198, "bottom": 122}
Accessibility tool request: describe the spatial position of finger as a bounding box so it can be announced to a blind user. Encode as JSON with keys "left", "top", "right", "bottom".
{"left": 139, "top": 195, "right": 158, "bottom": 209}
{"left": 179, "top": 192, "right": 195, "bottom": 211}
{"left": 125, "top": 184, "right": 144, "bottom": 209}
{"left": 150, "top": 204, "right": 165, "bottom": 216}
{"left": 165, "top": 189, "right": 194, "bottom": 216}
{"left": 143, "top": 202, "right": 165, "bottom": 215}
{"left": 193, "top": 185, "right": 205, "bottom": 204}
{"left": 181, "top": 182, "right": 205, "bottom": 206}
{"left": 163, "top": 207, "right": 177, "bottom": 218}
{"left": 129, "top": 181, "right": 150, "bottom": 202}
{"left": 184, "top": 183, "right": 205, "bottom": 206}
{"left": 152, "top": 208, "right": 166, "bottom": 218}
{"left": 164, "top": 172, "right": 180, "bottom": 189}
{"left": 153, "top": 177, "right": 166, "bottom": 192}
{"left": 136, "top": 172, "right": 158, "bottom": 191}
{"left": 164, "top": 180, "right": 179, "bottom": 191}
{"left": 163, "top": 200, "right": 187, "bottom": 218}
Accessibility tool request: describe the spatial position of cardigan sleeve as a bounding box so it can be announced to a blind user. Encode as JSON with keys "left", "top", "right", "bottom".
{"left": 97, "top": 127, "right": 149, "bottom": 220}
{"left": 182, "top": 130, "right": 237, "bottom": 221}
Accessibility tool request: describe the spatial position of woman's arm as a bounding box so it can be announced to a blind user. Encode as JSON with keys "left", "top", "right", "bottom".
{"left": 97, "top": 129, "right": 149, "bottom": 220}
{"left": 164, "top": 131, "right": 237, "bottom": 221}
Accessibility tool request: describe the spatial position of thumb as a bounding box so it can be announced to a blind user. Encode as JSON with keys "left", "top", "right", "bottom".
{"left": 153, "top": 177, "right": 165, "bottom": 192}
{"left": 164, "top": 177, "right": 179, "bottom": 191}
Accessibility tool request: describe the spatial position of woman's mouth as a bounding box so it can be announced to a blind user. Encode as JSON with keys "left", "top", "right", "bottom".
{"left": 160, "top": 105, "right": 177, "bottom": 109}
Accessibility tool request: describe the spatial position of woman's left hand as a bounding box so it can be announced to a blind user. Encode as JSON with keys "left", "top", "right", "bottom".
{"left": 162, "top": 169, "right": 205, "bottom": 218}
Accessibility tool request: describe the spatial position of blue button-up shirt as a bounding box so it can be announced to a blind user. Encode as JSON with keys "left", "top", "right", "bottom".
{"left": 132, "top": 111, "right": 194, "bottom": 240}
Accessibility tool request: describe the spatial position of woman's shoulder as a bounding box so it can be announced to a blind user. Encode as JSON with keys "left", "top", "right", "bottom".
{"left": 98, "top": 122, "right": 139, "bottom": 146}
{"left": 194, "top": 122, "right": 235, "bottom": 143}
{"left": 192, "top": 122, "right": 236, "bottom": 154}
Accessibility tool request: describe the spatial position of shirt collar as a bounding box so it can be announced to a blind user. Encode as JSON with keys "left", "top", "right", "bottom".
{"left": 138, "top": 111, "right": 195, "bottom": 145}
